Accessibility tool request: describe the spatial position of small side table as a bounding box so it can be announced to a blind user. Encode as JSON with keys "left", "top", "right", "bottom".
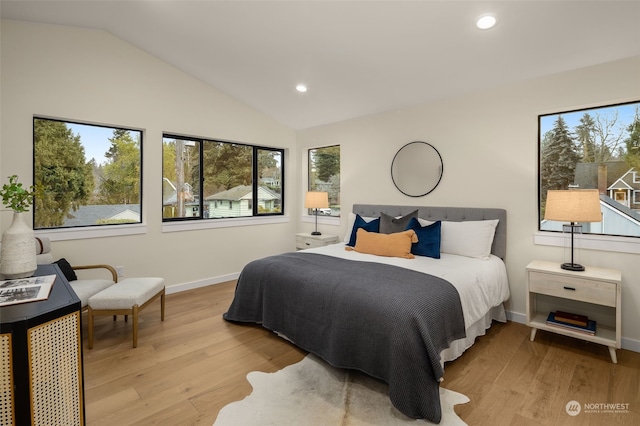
{"left": 526, "top": 260, "right": 621, "bottom": 363}
{"left": 1, "top": 264, "right": 86, "bottom": 425}
{"left": 295, "top": 233, "right": 339, "bottom": 250}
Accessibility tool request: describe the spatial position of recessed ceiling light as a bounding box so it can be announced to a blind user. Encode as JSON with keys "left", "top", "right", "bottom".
{"left": 296, "top": 84, "right": 307, "bottom": 93}
{"left": 476, "top": 14, "right": 497, "bottom": 30}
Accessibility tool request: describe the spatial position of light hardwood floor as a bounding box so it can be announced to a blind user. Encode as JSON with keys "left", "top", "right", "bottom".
{"left": 82, "top": 281, "right": 640, "bottom": 426}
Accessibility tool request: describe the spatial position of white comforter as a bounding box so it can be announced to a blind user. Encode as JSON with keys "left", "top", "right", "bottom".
{"left": 301, "top": 242, "right": 510, "bottom": 329}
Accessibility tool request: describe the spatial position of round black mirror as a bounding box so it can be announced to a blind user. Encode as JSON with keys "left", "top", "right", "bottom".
{"left": 391, "top": 141, "right": 443, "bottom": 197}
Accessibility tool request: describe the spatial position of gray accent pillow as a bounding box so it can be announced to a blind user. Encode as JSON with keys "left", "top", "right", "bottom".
{"left": 379, "top": 210, "right": 418, "bottom": 234}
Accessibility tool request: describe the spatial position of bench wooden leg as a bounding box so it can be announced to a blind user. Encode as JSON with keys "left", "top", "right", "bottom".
{"left": 132, "top": 305, "right": 139, "bottom": 348}
{"left": 161, "top": 290, "right": 165, "bottom": 321}
{"left": 88, "top": 306, "right": 94, "bottom": 349}
{"left": 88, "top": 287, "right": 164, "bottom": 349}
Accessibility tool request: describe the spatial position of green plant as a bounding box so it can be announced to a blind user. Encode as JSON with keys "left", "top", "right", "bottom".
{"left": 0, "top": 175, "right": 36, "bottom": 213}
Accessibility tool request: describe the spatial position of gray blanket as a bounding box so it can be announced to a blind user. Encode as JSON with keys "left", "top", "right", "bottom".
{"left": 223, "top": 252, "right": 465, "bottom": 423}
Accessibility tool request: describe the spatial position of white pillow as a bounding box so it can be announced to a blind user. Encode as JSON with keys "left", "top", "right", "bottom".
{"left": 417, "top": 217, "right": 434, "bottom": 227}
{"left": 343, "top": 212, "right": 378, "bottom": 242}
{"left": 440, "top": 219, "right": 499, "bottom": 260}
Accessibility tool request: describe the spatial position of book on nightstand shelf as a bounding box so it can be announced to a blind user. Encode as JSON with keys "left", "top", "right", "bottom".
{"left": 554, "top": 310, "right": 589, "bottom": 327}
{"left": 546, "top": 312, "right": 596, "bottom": 335}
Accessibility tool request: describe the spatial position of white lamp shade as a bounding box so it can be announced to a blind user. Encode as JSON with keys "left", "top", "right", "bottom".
{"left": 304, "top": 191, "right": 329, "bottom": 209}
{"left": 544, "top": 189, "right": 602, "bottom": 223}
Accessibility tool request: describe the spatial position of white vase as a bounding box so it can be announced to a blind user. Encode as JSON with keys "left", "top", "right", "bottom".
{"left": 0, "top": 212, "right": 37, "bottom": 279}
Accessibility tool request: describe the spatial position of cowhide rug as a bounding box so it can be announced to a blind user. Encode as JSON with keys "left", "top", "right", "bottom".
{"left": 214, "top": 354, "right": 469, "bottom": 425}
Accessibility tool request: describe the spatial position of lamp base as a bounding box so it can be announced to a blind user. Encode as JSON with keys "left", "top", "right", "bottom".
{"left": 561, "top": 262, "right": 585, "bottom": 272}
{"left": 311, "top": 231, "right": 321, "bottom": 235}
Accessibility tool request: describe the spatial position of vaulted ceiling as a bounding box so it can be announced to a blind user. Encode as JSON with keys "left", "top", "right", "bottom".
{"left": 2, "top": 1, "right": 639, "bottom": 129}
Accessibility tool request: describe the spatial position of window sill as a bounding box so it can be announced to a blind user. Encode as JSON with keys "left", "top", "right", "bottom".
{"left": 36, "top": 224, "right": 147, "bottom": 242}
{"left": 162, "top": 215, "right": 290, "bottom": 232}
{"left": 534, "top": 231, "right": 640, "bottom": 254}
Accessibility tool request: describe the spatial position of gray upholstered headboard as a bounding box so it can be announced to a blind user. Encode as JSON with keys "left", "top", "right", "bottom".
{"left": 352, "top": 204, "right": 507, "bottom": 260}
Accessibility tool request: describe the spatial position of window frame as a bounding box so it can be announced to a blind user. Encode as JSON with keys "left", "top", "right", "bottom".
{"left": 32, "top": 116, "right": 143, "bottom": 234}
{"left": 307, "top": 145, "right": 340, "bottom": 218}
{"left": 535, "top": 99, "right": 640, "bottom": 254}
{"left": 162, "top": 133, "right": 285, "bottom": 222}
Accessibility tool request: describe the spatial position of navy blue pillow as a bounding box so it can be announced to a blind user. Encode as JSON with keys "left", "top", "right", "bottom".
{"left": 347, "top": 215, "right": 380, "bottom": 247}
{"left": 407, "top": 217, "right": 441, "bottom": 259}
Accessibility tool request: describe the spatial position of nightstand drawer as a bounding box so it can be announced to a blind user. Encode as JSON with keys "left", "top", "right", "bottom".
{"left": 296, "top": 236, "right": 327, "bottom": 249}
{"left": 528, "top": 271, "right": 617, "bottom": 307}
{"left": 295, "top": 233, "right": 339, "bottom": 250}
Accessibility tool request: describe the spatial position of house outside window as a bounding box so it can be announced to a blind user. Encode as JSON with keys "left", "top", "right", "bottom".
{"left": 538, "top": 100, "right": 640, "bottom": 237}
{"left": 33, "top": 117, "right": 142, "bottom": 229}
{"left": 308, "top": 145, "right": 340, "bottom": 217}
{"left": 162, "top": 134, "right": 284, "bottom": 220}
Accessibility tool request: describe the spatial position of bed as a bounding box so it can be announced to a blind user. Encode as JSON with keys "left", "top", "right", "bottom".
{"left": 223, "top": 204, "right": 509, "bottom": 423}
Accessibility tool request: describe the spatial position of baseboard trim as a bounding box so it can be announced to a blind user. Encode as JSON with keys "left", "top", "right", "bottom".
{"left": 505, "top": 309, "right": 640, "bottom": 354}
{"left": 621, "top": 337, "right": 640, "bottom": 353}
{"left": 165, "top": 272, "right": 240, "bottom": 295}
{"left": 506, "top": 310, "right": 526, "bottom": 324}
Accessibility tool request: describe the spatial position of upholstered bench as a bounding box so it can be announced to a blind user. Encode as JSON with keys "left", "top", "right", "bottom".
{"left": 87, "top": 277, "right": 165, "bottom": 348}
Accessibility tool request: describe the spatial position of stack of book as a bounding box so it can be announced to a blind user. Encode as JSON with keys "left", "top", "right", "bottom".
{"left": 546, "top": 311, "right": 596, "bottom": 335}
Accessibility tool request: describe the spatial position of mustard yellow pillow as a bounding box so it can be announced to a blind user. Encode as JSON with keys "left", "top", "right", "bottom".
{"left": 346, "top": 228, "right": 418, "bottom": 259}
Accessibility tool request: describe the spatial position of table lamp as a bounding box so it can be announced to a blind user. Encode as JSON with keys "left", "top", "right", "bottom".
{"left": 304, "top": 191, "right": 329, "bottom": 235}
{"left": 544, "top": 189, "right": 602, "bottom": 271}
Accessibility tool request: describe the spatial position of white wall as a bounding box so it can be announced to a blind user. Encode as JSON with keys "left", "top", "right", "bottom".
{"left": 0, "top": 20, "right": 297, "bottom": 289}
{"left": 297, "top": 56, "right": 640, "bottom": 349}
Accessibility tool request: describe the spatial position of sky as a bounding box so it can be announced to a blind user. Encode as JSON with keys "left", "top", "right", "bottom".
{"left": 539, "top": 101, "right": 638, "bottom": 138}
{"left": 67, "top": 122, "right": 141, "bottom": 165}
{"left": 67, "top": 122, "right": 114, "bottom": 165}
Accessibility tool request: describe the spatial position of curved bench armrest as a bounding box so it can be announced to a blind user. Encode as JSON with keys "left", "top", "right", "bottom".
{"left": 71, "top": 264, "right": 118, "bottom": 283}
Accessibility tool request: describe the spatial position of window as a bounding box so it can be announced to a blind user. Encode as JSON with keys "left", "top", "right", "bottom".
{"left": 162, "top": 134, "right": 283, "bottom": 220}
{"left": 308, "top": 145, "right": 340, "bottom": 217}
{"left": 539, "top": 100, "right": 640, "bottom": 238}
{"left": 33, "top": 117, "right": 142, "bottom": 229}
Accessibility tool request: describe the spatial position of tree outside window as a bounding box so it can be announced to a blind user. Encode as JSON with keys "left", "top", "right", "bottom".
{"left": 308, "top": 145, "right": 340, "bottom": 217}
{"left": 33, "top": 118, "right": 142, "bottom": 229}
{"left": 162, "top": 138, "right": 200, "bottom": 219}
{"left": 162, "top": 134, "right": 284, "bottom": 220}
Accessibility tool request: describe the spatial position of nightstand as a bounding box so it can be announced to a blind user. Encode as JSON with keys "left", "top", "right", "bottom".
{"left": 526, "top": 260, "right": 622, "bottom": 363}
{"left": 295, "top": 233, "right": 339, "bottom": 250}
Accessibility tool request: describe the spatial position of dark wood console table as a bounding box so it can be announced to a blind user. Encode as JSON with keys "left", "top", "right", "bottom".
{"left": 1, "top": 264, "right": 85, "bottom": 425}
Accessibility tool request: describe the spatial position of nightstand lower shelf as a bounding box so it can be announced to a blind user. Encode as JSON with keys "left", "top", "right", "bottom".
{"left": 529, "top": 313, "right": 618, "bottom": 362}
